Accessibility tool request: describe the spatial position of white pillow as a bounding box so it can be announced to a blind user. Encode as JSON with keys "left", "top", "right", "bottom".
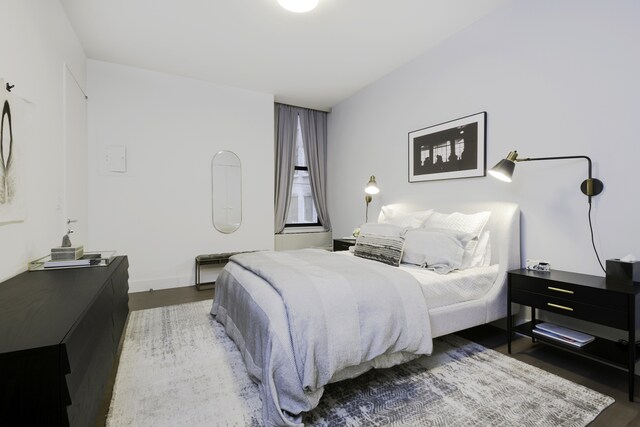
{"left": 378, "top": 206, "right": 434, "bottom": 229}
{"left": 481, "top": 235, "right": 492, "bottom": 267}
{"left": 359, "top": 222, "right": 404, "bottom": 237}
{"left": 423, "top": 210, "right": 491, "bottom": 239}
{"left": 402, "top": 228, "right": 473, "bottom": 274}
{"left": 460, "top": 231, "right": 491, "bottom": 269}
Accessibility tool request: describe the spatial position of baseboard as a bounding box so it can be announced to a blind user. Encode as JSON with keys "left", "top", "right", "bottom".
{"left": 128, "top": 275, "right": 193, "bottom": 293}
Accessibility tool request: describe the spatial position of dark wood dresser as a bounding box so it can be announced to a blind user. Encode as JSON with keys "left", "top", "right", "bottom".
{"left": 0, "top": 256, "right": 129, "bottom": 426}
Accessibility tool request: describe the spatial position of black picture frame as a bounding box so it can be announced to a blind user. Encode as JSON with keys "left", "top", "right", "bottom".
{"left": 408, "top": 112, "right": 486, "bottom": 183}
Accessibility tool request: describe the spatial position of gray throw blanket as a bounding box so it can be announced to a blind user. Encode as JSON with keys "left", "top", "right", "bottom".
{"left": 213, "top": 249, "right": 432, "bottom": 426}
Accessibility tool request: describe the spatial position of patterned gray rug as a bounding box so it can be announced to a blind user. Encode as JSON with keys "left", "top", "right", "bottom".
{"left": 107, "top": 300, "right": 613, "bottom": 426}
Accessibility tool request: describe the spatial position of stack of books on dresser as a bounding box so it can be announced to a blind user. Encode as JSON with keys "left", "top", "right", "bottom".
{"left": 28, "top": 251, "right": 117, "bottom": 271}
{"left": 533, "top": 322, "right": 595, "bottom": 347}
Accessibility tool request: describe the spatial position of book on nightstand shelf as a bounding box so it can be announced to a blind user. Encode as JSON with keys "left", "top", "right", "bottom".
{"left": 532, "top": 322, "right": 595, "bottom": 347}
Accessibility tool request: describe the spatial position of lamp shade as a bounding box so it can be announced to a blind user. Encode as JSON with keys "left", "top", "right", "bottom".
{"left": 364, "top": 175, "right": 379, "bottom": 195}
{"left": 277, "top": 0, "right": 319, "bottom": 13}
{"left": 488, "top": 151, "right": 519, "bottom": 182}
{"left": 488, "top": 158, "right": 516, "bottom": 182}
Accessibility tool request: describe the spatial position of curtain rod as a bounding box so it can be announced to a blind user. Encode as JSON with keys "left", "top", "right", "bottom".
{"left": 275, "top": 102, "right": 331, "bottom": 114}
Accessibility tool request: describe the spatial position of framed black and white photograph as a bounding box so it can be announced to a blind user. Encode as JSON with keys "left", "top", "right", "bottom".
{"left": 408, "top": 112, "right": 486, "bottom": 183}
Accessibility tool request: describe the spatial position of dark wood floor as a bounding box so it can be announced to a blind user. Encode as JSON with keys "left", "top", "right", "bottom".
{"left": 97, "top": 286, "right": 640, "bottom": 426}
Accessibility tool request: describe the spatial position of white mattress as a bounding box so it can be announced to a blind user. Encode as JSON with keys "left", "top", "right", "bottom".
{"left": 400, "top": 264, "right": 499, "bottom": 309}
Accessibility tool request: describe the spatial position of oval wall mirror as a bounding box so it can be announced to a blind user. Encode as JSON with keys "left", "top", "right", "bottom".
{"left": 211, "top": 150, "right": 242, "bottom": 233}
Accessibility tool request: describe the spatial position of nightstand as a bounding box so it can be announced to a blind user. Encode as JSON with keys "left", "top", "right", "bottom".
{"left": 507, "top": 268, "right": 640, "bottom": 401}
{"left": 333, "top": 238, "right": 356, "bottom": 252}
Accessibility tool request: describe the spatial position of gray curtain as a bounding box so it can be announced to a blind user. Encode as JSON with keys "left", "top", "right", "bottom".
{"left": 300, "top": 109, "right": 332, "bottom": 231}
{"left": 274, "top": 104, "right": 299, "bottom": 233}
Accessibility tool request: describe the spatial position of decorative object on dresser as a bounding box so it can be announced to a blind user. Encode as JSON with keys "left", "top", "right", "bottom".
{"left": 507, "top": 268, "right": 640, "bottom": 401}
{"left": 59, "top": 218, "right": 79, "bottom": 250}
{"left": 489, "top": 150, "right": 606, "bottom": 272}
{"left": 0, "top": 256, "right": 129, "bottom": 426}
{"left": 28, "top": 250, "right": 116, "bottom": 271}
{"left": 108, "top": 300, "right": 612, "bottom": 427}
{"left": 408, "top": 112, "right": 486, "bottom": 183}
{"left": 51, "top": 245, "right": 83, "bottom": 261}
{"left": 332, "top": 238, "right": 355, "bottom": 252}
{"left": 363, "top": 174, "right": 379, "bottom": 222}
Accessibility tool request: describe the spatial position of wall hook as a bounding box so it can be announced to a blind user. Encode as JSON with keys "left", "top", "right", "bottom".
{"left": 6, "top": 83, "right": 14, "bottom": 92}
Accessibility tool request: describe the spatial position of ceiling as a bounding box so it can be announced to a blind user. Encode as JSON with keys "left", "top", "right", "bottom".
{"left": 60, "top": 0, "right": 509, "bottom": 111}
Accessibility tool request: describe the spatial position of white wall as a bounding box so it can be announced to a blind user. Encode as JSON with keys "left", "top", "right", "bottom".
{"left": 0, "top": 0, "right": 86, "bottom": 281}
{"left": 328, "top": 0, "right": 640, "bottom": 277}
{"left": 87, "top": 61, "right": 274, "bottom": 292}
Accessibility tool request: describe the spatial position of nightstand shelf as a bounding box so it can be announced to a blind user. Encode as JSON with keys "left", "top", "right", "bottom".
{"left": 513, "top": 321, "right": 636, "bottom": 369}
{"left": 507, "top": 268, "right": 640, "bottom": 402}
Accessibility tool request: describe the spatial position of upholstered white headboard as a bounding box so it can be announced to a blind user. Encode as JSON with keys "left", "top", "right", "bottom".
{"left": 377, "top": 201, "right": 520, "bottom": 268}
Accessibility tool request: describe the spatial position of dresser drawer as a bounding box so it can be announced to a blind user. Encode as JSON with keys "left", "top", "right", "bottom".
{"left": 62, "top": 280, "right": 114, "bottom": 400}
{"left": 511, "top": 289, "right": 628, "bottom": 330}
{"left": 510, "top": 275, "right": 626, "bottom": 310}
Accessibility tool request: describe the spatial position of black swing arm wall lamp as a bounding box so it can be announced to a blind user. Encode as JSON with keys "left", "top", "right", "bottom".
{"left": 489, "top": 150, "right": 606, "bottom": 272}
{"left": 488, "top": 151, "right": 604, "bottom": 202}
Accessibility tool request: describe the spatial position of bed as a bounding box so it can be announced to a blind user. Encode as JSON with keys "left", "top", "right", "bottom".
{"left": 211, "top": 201, "right": 520, "bottom": 426}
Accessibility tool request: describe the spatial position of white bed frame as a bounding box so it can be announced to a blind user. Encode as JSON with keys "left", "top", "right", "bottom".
{"left": 378, "top": 201, "right": 521, "bottom": 338}
{"left": 213, "top": 201, "right": 520, "bottom": 425}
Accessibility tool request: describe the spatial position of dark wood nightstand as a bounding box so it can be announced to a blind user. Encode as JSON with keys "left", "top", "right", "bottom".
{"left": 507, "top": 268, "right": 640, "bottom": 401}
{"left": 333, "top": 238, "right": 356, "bottom": 251}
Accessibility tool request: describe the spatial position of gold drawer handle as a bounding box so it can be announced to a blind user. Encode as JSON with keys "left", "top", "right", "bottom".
{"left": 547, "top": 286, "right": 574, "bottom": 295}
{"left": 547, "top": 302, "right": 574, "bottom": 312}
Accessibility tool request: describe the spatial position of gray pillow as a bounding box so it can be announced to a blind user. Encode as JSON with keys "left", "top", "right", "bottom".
{"left": 402, "top": 228, "right": 473, "bottom": 274}
{"left": 354, "top": 233, "right": 405, "bottom": 267}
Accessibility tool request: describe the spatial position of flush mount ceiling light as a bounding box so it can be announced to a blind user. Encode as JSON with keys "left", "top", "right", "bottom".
{"left": 278, "top": 0, "right": 319, "bottom": 13}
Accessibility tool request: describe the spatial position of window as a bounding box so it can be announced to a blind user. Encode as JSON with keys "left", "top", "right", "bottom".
{"left": 285, "top": 117, "right": 320, "bottom": 227}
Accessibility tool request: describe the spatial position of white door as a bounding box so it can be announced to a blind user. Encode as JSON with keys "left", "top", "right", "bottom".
{"left": 63, "top": 65, "right": 88, "bottom": 246}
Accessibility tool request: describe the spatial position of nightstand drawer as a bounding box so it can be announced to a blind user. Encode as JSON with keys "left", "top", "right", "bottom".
{"left": 511, "top": 289, "right": 628, "bottom": 330}
{"left": 511, "top": 275, "right": 626, "bottom": 310}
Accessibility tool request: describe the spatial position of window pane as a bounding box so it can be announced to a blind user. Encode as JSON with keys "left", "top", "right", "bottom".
{"left": 286, "top": 169, "right": 318, "bottom": 224}
{"left": 294, "top": 116, "right": 307, "bottom": 167}
{"left": 288, "top": 194, "right": 299, "bottom": 222}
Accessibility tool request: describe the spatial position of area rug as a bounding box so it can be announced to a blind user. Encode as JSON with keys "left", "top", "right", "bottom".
{"left": 107, "top": 300, "right": 613, "bottom": 426}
